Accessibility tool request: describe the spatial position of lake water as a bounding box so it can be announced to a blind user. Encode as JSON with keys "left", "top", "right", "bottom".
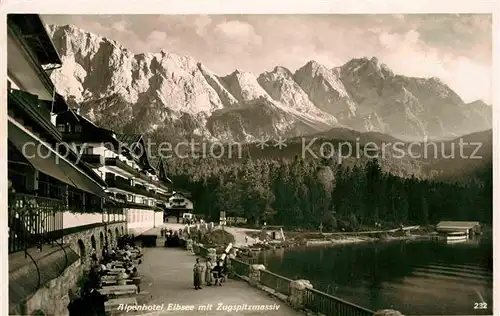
{"left": 258, "top": 237, "right": 493, "bottom": 315}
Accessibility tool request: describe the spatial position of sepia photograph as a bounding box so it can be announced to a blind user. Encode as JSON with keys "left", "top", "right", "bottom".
{"left": 2, "top": 1, "right": 497, "bottom": 316}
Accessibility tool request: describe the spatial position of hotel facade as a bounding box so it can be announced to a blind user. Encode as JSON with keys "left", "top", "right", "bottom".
{"left": 7, "top": 14, "right": 173, "bottom": 315}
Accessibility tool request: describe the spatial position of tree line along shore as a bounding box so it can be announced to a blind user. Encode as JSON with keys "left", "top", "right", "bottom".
{"left": 167, "top": 155, "right": 491, "bottom": 232}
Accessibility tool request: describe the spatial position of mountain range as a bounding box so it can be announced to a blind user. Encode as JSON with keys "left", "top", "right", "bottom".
{"left": 47, "top": 24, "right": 492, "bottom": 144}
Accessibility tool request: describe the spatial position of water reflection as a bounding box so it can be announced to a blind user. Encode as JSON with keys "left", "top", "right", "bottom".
{"left": 274, "top": 247, "right": 285, "bottom": 263}
{"left": 259, "top": 239, "right": 493, "bottom": 315}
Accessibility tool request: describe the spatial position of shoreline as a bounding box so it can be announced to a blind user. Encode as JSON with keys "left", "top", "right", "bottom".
{"left": 233, "top": 227, "right": 432, "bottom": 253}
{"left": 220, "top": 225, "right": 435, "bottom": 257}
{"left": 303, "top": 234, "right": 431, "bottom": 247}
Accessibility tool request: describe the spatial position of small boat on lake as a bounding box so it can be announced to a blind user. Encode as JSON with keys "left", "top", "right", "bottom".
{"left": 434, "top": 231, "right": 468, "bottom": 243}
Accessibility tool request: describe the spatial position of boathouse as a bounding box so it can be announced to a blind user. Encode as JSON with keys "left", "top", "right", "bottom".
{"left": 436, "top": 221, "right": 481, "bottom": 236}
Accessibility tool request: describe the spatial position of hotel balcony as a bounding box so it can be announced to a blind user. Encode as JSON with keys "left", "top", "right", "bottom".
{"left": 106, "top": 176, "right": 150, "bottom": 198}
{"left": 105, "top": 176, "right": 169, "bottom": 203}
{"left": 109, "top": 193, "right": 164, "bottom": 211}
{"left": 80, "top": 154, "right": 104, "bottom": 166}
{"left": 105, "top": 157, "right": 140, "bottom": 178}
{"left": 105, "top": 157, "right": 170, "bottom": 192}
{"left": 157, "top": 192, "right": 172, "bottom": 201}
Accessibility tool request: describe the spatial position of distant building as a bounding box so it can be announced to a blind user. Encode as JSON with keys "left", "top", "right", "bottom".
{"left": 436, "top": 221, "right": 481, "bottom": 236}
{"left": 262, "top": 225, "right": 286, "bottom": 241}
{"left": 227, "top": 217, "right": 247, "bottom": 225}
{"left": 165, "top": 191, "right": 194, "bottom": 223}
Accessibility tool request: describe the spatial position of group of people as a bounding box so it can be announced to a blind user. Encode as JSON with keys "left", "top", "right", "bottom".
{"left": 67, "top": 286, "right": 108, "bottom": 316}
{"left": 193, "top": 257, "right": 227, "bottom": 290}
{"left": 68, "top": 238, "right": 143, "bottom": 316}
{"left": 162, "top": 228, "right": 182, "bottom": 247}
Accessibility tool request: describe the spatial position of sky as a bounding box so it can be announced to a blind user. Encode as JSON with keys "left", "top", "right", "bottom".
{"left": 42, "top": 14, "right": 492, "bottom": 103}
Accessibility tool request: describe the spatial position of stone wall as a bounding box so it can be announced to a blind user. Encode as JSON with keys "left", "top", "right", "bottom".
{"left": 62, "top": 221, "right": 127, "bottom": 267}
{"left": 10, "top": 221, "right": 127, "bottom": 315}
{"left": 23, "top": 258, "right": 83, "bottom": 316}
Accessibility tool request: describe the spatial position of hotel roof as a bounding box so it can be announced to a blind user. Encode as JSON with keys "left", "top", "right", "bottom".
{"left": 436, "top": 221, "right": 480, "bottom": 228}
{"left": 117, "top": 133, "right": 155, "bottom": 172}
{"left": 116, "top": 134, "right": 142, "bottom": 147}
{"left": 7, "top": 14, "right": 62, "bottom": 66}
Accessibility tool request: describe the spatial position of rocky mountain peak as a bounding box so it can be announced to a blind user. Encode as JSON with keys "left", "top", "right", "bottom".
{"left": 341, "top": 56, "right": 393, "bottom": 80}
{"left": 219, "top": 70, "right": 270, "bottom": 103}
{"left": 258, "top": 66, "right": 293, "bottom": 82}
{"left": 272, "top": 66, "right": 293, "bottom": 78}
{"left": 468, "top": 100, "right": 490, "bottom": 108}
{"left": 294, "top": 59, "right": 355, "bottom": 118}
{"left": 46, "top": 23, "right": 492, "bottom": 143}
{"left": 299, "top": 60, "right": 330, "bottom": 76}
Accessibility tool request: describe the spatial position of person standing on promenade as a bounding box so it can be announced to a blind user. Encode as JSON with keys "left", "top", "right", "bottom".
{"left": 131, "top": 267, "right": 141, "bottom": 293}
{"left": 212, "top": 260, "right": 223, "bottom": 286}
{"left": 193, "top": 258, "right": 204, "bottom": 290}
{"left": 205, "top": 258, "right": 214, "bottom": 286}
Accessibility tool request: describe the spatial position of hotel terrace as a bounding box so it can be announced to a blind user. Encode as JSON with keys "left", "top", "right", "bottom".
{"left": 6, "top": 14, "right": 174, "bottom": 315}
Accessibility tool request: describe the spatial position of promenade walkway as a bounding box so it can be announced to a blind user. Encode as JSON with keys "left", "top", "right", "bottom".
{"left": 132, "top": 225, "right": 303, "bottom": 316}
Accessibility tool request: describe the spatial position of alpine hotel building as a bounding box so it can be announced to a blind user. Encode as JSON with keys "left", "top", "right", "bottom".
{"left": 7, "top": 14, "right": 173, "bottom": 315}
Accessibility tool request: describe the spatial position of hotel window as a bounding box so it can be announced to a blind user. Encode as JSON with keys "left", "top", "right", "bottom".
{"left": 75, "top": 124, "right": 82, "bottom": 132}
{"left": 83, "top": 146, "right": 93, "bottom": 154}
{"left": 57, "top": 124, "right": 66, "bottom": 133}
{"left": 127, "top": 194, "right": 133, "bottom": 202}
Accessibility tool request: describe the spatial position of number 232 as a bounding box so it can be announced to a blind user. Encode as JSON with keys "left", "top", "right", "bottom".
{"left": 474, "top": 302, "right": 487, "bottom": 309}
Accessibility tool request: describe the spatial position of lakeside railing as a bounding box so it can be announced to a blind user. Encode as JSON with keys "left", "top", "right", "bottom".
{"left": 259, "top": 269, "right": 292, "bottom": 295}
{"left": 199, "top": 246, "right": 208, "bottom": 258}
{"left": 230, "top": 258, "right": 250, "bottom": 277}
{"left": 228, "top": 258, "right": 374, "bottom": 316}
{"left": 238, "top": 256, "right": 260, "bottom": 265}
{"left": 193, "top": 240, "right": 374, "bottom": 315}
{"left": 304, "top": 287, "right": 374, "bottom": 316}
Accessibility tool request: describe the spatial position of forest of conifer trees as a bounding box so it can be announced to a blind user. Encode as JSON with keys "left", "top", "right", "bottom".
{"left": 166, "top": 156, "right": 492, "bottom": 231}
